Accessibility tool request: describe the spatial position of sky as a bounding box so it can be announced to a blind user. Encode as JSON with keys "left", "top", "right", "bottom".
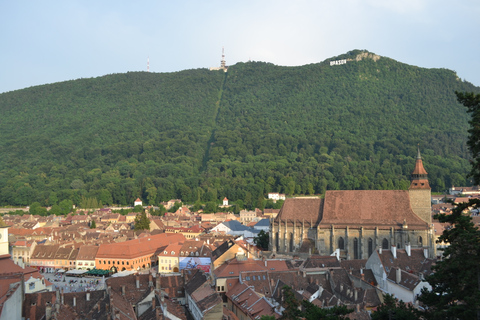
{"left": 1, "top": 0, "right": 479, "bottom": 94}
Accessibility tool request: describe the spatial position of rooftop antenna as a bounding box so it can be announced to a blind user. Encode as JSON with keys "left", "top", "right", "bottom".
{"left": 147, "top": 56, "right": 150, "bottom": 72}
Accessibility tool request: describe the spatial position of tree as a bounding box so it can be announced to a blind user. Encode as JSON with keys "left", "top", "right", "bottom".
{"left": 419, "top": 198, "right": 480, "bottom": 319}
{"left": 301, "top": 300, "right": 353, "bottom": 320}
{"left": 133, "top": 204, "right": 144, "bottom": 213}
{"left": 280, "top": 285, "right": 301, "bottom": 320}
{"left": 134, "top": 211, "right": 150, "bottom": 231}
{"left": 371, "top": 294, "right": 420, "bottom": 320}
{"left": 29, "top": 202, "right": 47, "bottom": 216}
{"left": 58, "top": 199, "right": 73, "bottom": 215}
{"left": 418, "top": 92, "right": 480, "bottom": 319}
{"left": 0, "top": 216, "right": 6, "bottom": 227}
{"left": 254, "top": 230, "right": 269, "bottom": 250}
{"left": 90, "top": 219, "right": 96, "bottom": 229}
{"left": 456, "top": 91, "right": 480, "bottom": 184}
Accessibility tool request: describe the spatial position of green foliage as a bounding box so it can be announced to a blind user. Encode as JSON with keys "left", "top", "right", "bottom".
{"left": 203, "top": 201, "right": 219, "bottom": 213}
{"left": 419, "top": 199, "right": 480, "bottom": 319}
{"left": 301, "top": 300, "right": 353, "bottom": 320}
{"left": 0, "top": 53, "right": 478, "bottom": 207}
{"left": 168, "top": 202, "right": 182, "bottom": 213}
{"left": 280, "top": 285, "right": 353, "bottom": 320}
{"left": 371, "top": 294, "right": 420, "bottom": 320}
{"left": 79, "top": 196, "right": 102, "bottom": 209}
{"left": 90, "top": 219, "right": 96, "bottom": 229}
{"left": 29, "top": 202, "right": 47, "bottom": 216}
{"left": 133, "top": 205, "right": 144, "bottom": 213}
{"left": 49, "top": 204, "right": 62, "bottom": 216}
{"left": 280, "top": 285, "right": 301, "bottom": 320}
{"left": 0, "top": 216, "right": 6, "bottom": 227}
{"left": 254, "top": 230, "right": 269, "bottom": 250}
{"left": 134, "top": 211, "right": 150, "bottom": 231}
{"left": 58, "top": 199, "right": 73, "bottom": 215}
{"left": 456, "top": 91, "right": 480, "bottom": 185}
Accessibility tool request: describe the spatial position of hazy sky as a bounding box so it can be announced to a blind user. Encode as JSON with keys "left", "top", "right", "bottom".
{"left": 1, "top": 0, "right": 479, "bottom": 94}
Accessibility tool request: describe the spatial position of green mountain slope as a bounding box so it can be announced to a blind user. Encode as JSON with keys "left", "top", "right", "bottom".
{"left": 0, "top": 50, "right": 478, "bottom": 207}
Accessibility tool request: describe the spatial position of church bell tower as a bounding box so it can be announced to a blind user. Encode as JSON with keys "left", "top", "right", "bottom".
{"left": 408, "top": 147, "right": 432, "bottom": 224}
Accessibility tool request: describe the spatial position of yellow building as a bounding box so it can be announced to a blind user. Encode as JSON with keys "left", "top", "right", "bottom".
{"left": 158, "top": 243, "right": 183, "bottom": 273}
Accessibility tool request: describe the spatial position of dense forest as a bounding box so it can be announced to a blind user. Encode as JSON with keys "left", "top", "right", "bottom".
{"left": 0, "top": 50, "right": 478, "bottom": 208}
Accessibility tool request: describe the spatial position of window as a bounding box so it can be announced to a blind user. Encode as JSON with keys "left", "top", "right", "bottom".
{"left": 382, "top": 239, "right": 389, "bottom": 250}
{"left": 353, "top": 238, "right": 359, "bottom": 259}
{"left": 338, "top": 237, "right": 345, "bottom": 250}
{"left": 368, "top": 238, "right": 373, "bottom": 257}
{"left": 418, "top": 236, "right": 423, "bottom": 247}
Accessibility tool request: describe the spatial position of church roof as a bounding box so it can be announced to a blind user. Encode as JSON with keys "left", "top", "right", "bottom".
{"left": 275, "top": 197, "right": 323, "bottom": 225}
{"left": 412, "top": 148, "right": 428, "bottom": 176}
{"left": 319, "top": 190, "right": 428, "bottom": 229}
{"left": 275, "top": 191, "right": 428, "bottom": 230}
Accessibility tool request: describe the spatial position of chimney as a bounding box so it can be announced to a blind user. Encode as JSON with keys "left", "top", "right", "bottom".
{"left": 121, "top": 285, "right": 125, "bottom": 296}
{"left": 379, "top": 247, "right": 382, "bottom": 255}
{"left": 73, "top": 297, "right": 76, "bottom": 307}
{"left": 156, "top": 276, "right": 161, "bottom": 290}
{"left": 265, "top": 260, "right": 267, "bottom": 267}
{"left": 396, "top": 268, "right": 401, "bottom": 284}
{"left": 391, "top": 245, "right": 397, "bottom": 259}
{"left": 423, "top": 247, "right": 429, "bottom": 259}
{"left": 207, "top": 239, "right": 210, "bottom": 245}
{"left": 406, "top": 243, "right": 411, "bottom": 257}
{"left": 61, "top": 289, "right": 64, "bottom": 305}
{"left": 340, "top": 284, "right": 343, "bottom": 292}
{"left": 152, "top": 297, "right": 156, "bottom": 309}
{"left": 354, "top": 290, "right": 358, "bottom": 301}
{"left": 86, "top": 292, "right": 90, "bottom": 301}
{"left": 46, "top": 304, "right": 52, "bottom": 320}
{"left": 136, "top": 275, "right": 140, "bottom": 289}
{"left": 149, "top": 274, "right": 153, "bottom": 287}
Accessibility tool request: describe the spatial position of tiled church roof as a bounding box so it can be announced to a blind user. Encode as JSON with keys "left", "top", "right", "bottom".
{"left": 275, "top": 190, "right": 428, "bottom": 229}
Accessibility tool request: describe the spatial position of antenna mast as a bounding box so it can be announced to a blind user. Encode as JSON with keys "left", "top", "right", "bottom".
{"left": 221, "top": 47, "right": 226, "bottom": 69}
{"left": 147, "top": 56, "right": 150, "bottom": 72}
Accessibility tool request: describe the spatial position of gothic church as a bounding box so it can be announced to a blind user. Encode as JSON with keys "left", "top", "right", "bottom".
{"left": 269, "top": 149, "right": 435, "bottom": 259}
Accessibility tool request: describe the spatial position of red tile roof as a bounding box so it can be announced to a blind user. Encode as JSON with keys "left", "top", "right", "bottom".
{"left": 96, "top": 233, "right": 185, "bottom": 259}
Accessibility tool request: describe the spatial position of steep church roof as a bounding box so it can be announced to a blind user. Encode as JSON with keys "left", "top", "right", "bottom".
{"left": 275, "top": 190, "right": 428, "bottom": 230}
{"left": 319, "top": 190, "right": 428, "bottom": 229}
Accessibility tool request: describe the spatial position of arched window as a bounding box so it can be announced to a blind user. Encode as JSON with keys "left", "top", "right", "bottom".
{"left": 338, "top": 237, "right": 345, "bottom": 250}
{"left": 418, "top": 236, "right": 423, "bottom": 247}
{"left": 382, "top": 238, "right": 389, "bottom": 250}
{"left": 353, "top": 238, "right": 359, "bottom": 259}
{"left": 368, "top": 238, "right": 373, "bottom": 257}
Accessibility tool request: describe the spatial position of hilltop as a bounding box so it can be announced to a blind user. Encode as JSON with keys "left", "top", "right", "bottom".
{"left": 0, "top": 50, "right": 478, "bottom": 207}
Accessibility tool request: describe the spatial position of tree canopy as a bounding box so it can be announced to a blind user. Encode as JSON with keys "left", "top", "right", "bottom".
{"left": 419, "top": 92, "right": 480, "bottom": 320}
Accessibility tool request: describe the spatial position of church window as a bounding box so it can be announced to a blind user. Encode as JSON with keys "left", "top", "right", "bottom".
{"left": 368, "top": 238, "right": 373, "bottom": 257}
{"left": 353, "top": 238, "right": 359, "bottom": 259}
{"left": 382, "top": 239, "right": 389, "bottom": 249}
{"left": 338, "top": 237, "right": 345, "bottom": 250}
{"left": 418, "top": 236, "right": 423, "bottom": 247}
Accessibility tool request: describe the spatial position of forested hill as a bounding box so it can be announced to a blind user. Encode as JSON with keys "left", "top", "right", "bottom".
{"left": 0, "top": 49, "right": 478, "bottom": 208}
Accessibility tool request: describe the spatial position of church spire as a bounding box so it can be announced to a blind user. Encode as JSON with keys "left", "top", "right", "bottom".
{"left": 410, "top": 146, "right": 430, "bottom": 189}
